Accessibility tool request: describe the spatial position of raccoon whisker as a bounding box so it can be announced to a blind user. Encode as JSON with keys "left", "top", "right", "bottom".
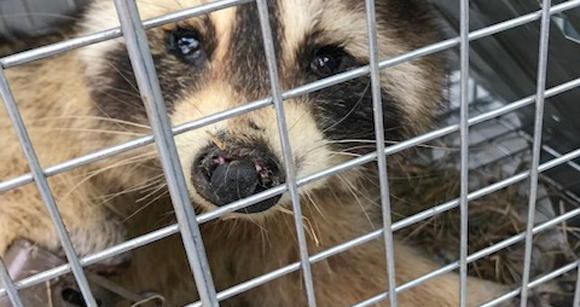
{"left": 274, "top": 206, "right": 320, "bottom": 246}
{"left": 106, "top": 60, "right": 141, "bottom": 94}
{"left": 288, "top": 107, "right": 313, "bottom": 133}
{"left": 259, "top": 218, "right": 268, "bottom": 256}
{"left": 74, "top": 151, "right": 158, "bottom": 180}
{"left": 122, "top": 183, "right": 169, "bottom": 223}
{"left": 336, "top": 173, "right": 375, "bottom": 229}
{"left": 303, "top": 215, "right": 321, "bottom": 247}
{"left": 329, "top": 139, "right": 458, "bottom": 151}
{"left": 100, "top": 85, "right": 144, "bottom": 100}
{"left": 304, "top": 190, "right": 328, "bottom": 222}
{"left": 321, "top": 80, "right": 371, "bottom": 134}
{"left": 333, "top": 145, "right": 379, "bottom": 153}
{"left": 137, "top": 177, "right": 169, "bottom": 194}
{"left": 328, "top": 151, "right": 362, "bottom": 158}
{"left": 94, "top": 173, "right": 165, "bottom": 202}
{"left": 300, "top": 140, "right": 332, "bottom": 157}
{"left": 0, "top": 12, "right": 82, "bottom": 22}
{"left": 327, "top": 126, "right": 401, "bottom": 139}
{"left": 27, "top": 127, "right": 147, "bottom": 136}
{"left": 225, "top": 218, "right": 239, "bottom": 239}
{"left": 28, "top": 116, "right": 151, "bottom": 130}
{"left": 136, "top": 181, "right": 169, "bottom": 203}
{"left": 245, "top": 216, "right": 267, "bottom": 232}
{"left": 62, "top": 152, "right": 157, "bottom": 200}
{"left": 341, "top": 173, "right": 381, "bottom": 204}
{"left": 92, "top": 88, "right": 146, "bottom": 117}
{"left": 137, "top": 0, "right": 182, "bottom": 11}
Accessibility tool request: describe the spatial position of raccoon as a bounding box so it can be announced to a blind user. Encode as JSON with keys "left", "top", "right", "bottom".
{"left": 1, "top": 0, "right": 508, "bottom": 306}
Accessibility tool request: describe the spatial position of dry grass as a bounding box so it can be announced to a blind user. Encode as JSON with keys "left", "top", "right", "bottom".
{"left": 390, "top": 161, "right": 576, "bottom": 286}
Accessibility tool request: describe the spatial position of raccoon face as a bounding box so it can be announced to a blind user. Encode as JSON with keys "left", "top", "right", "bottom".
{"left": 79, "top": 0, "right": 445, "bottom": 215}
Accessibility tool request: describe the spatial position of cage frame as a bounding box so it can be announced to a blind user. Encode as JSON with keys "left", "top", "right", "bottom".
{"left": 0, "top": 0, "right": 579, "bottom": 306}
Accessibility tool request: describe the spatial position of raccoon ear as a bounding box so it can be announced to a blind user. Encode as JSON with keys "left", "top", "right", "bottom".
{"left": 308, "top": 46, "right": 353, "bottom": 78}
{"left": 167, "top": 28, "right": 207, "bottom": 66}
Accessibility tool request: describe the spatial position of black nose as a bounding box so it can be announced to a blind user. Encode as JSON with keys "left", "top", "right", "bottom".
{"left": 191, "top": 145, "right": 283, "bottom": 214}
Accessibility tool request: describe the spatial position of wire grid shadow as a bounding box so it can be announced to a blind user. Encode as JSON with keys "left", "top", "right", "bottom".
{"left": 0, "top": 0, "right": 579, "bottom": 306}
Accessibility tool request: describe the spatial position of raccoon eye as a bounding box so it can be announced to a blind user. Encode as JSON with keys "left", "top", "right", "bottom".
{"left": 167, "top": 28, "right": 206, "bottom": 66}
{"left": 309, "top": 46, "right": 350, "bottom": 78}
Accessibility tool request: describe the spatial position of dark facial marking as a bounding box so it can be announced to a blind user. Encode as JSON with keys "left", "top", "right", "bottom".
{"left": 309, "top": 76, "right": 404, "bottom": 154}
{"left": 226, "top": 1, "right": 283, "bottom": 100}
{"left": 287, "top": 32, "right": 404, "bottom": 154}
{"left": 90, "top": 18, "right": 217, "bottom": 123}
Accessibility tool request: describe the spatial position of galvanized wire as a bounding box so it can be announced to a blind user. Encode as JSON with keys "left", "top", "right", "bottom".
{"left": 0, "top": 66, "right": 98, "bottom": 307}
{"left": 254, "top": 0, "right": 317, "bottom": 305}
{"left": 0, "top": 0, "right": 252, "bottom": 68}
{"left": 519, "top": 0, "right": 552, "bottom": 305}
{"left": 1, "top": 74, "right": 579, "bottom": 299}
{"left": 187, "top": 147, "right": 580, "bottom": 307}
{"left": 364, "top": 0, "right": 398, "bottom": 305}
{"left": 0, "top": 0, "right": 579, "bottom": 305}
{"left": 458, "top": 0, "right": 470, "bottom": 305}
{"left": 574, "top": 263, "right": 580, "bottom": 307}
{"left": 2, "top": 0, "right": 580, "bottom": 193}
{"left": 111, "top": 0, "right": 218, "bottom": 305}
{"left": 481, "top": 262, "right": 579, "bottom": 307}
{"left": 0, "top": 258, "right": 23, "bottom": 307}
{"left": 353, "top": 195, "right": 580, "bottom": 307}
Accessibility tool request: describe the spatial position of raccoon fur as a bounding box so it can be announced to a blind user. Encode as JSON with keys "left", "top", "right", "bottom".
{"left": 0, "top": 0, "right": 510, "bottom": 306}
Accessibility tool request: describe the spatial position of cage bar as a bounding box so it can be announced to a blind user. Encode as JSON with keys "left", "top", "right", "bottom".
{"left": 111, "top": 0, "right": 219, "bottom": 305}
{"left": 2, "top": 0, "right": 579, "bottom": 70}
{"left": 188, "top": 147, "right": 580, "bottom": 307}
{"left": 458, "top": 0, "right": 470, "bottom": 305}
{"left": 519, "top": 0, "right": 553, "bottom": 305}
{"left": 1, "top": 74, "right": 580, "bottom": 298}
{"left": 0, "top": 0, "right": 252, "bottom": 68}
{"left": 0, "top": 66, "right": 99, "bottom": 306}
{"left": 364, "top": 0, "right": 398, "bottom": 305}
{"left": 574, "top": 263, "right": 580, "bottom": 307}
{"left": 254, "top": 0, "right": 317, "bottom": 305}
{"left": 0, "top": 258, "right": 23, "bottom": 307}
{"left": 0, "top": 0, "right": 579, "bottom": 305}
{"left": 353, "top": 202, "right": 580, "bottom": 307}
{"left": 2, "top": 0, "right": 580, "bottom": 193}
{"left": 481, "top": 262, "right": 579, "bottom": 307}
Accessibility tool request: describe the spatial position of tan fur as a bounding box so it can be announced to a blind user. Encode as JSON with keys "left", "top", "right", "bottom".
{"left": 0, "top": 0, "right": 510, "bottom": 306}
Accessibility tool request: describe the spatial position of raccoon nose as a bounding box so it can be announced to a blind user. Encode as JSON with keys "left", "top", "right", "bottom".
{"left": 192, "top": 147, "right": 283, "bottom": 213}
{"left": 210, "top": 157, "right": 258, "bottom": 200}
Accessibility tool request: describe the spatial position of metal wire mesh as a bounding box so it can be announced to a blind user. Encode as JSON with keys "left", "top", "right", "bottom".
{"left": 0, "top": 0, "right": 579, "bottom": 306}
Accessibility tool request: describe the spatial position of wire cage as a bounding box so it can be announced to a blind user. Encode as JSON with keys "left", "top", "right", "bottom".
{"left": 0, "top": 0, "right": 580, "bottom": 306}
